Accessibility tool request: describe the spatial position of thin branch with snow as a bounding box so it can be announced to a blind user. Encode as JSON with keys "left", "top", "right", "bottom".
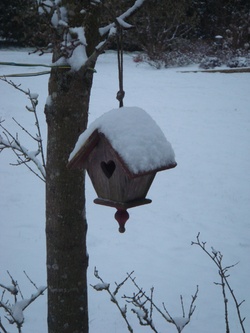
{"left": 0, "top": 78, "right": 46, "bottom": 182}
{"left": 125, "top": 274, "right": 198, "bottom": 333}
{"left": 91, "top": 267, "right": 134, "bottom": 333}
{"left": 80, "top": 0, "right": 146, "bottom": 74}
{"left": 161, "top": 286, "right": 198, "bottom": 333}
{"left": 191, "top": 232, "right": 246, "bottom": 333}
{"left": 125, "top": 285, "right": 158, "bottom": 332}
{"left": 92, "top": 269, "right": 198, "bottom": 333}
{"left": 99, "top": 0, "right": 145, "bottom": 37}
{"left": 0, "top": 272, "right": 46, "bottom": 333}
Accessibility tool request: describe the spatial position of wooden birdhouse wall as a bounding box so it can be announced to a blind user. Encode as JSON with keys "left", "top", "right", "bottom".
{"left": 86, "top": 134, "right": 156, "bottom": 203}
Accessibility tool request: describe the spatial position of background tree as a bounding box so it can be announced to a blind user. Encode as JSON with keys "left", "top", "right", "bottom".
{"left": 0, "top": 0, "right": 47, "bottom": 46}
{"left": 1, "top": 0, "right": 249, "bottom": 54}
{"left": 102, "top": 0, "right": 198, "bottom": 59}
{"left": 193, "top": 0, "right": 250, "bottom": 48}
{"left": 131, "top": 0, "right": 197, "bottom": 60}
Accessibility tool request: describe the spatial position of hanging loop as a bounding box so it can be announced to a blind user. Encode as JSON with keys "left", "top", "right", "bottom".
{"left": 116, "top": 21, "right": 125, "bottom": 108}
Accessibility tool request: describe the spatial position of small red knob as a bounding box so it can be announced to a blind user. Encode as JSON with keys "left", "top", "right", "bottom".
{"left": 115, "top": 209, "right": 129, "bottom": 233}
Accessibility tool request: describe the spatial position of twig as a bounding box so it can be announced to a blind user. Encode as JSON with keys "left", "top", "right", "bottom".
{"left": 12, "top": 118, "right": 38, "bottom": 141}
{"left": 0, "top": 318, "right": 8, "bottom": 333}
{"left": 218, "top": 268, "right": 230, "bottom": 333}
{"left": 114, "top": 271, "right": 134, "bottom": 296}
{"left": 180, "top": 295, "right": 185, "bottom": 318}
{"left": 0, "top": 284, "right": 18, "bottom": 297}
{"left": 7, "top": 271, "right": 21, "bottom": 301}
{"left": 23, "top": 271, "right": 38, "bottom": 290}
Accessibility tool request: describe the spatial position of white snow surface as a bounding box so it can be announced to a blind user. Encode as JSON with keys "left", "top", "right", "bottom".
{"left": 0, "top": 50, "right": 250, "bottom": 333}
{"left": 67, "top": 27, "right": 87, "bottom": 71}
{"left": 69, "top": 106, "right": 176, "bottom": 174}
{"left": 93, "top": 282, "right": 109, "bottom": 291}
{"left": 173, "top": 317, "right": 190, "bottom": 331}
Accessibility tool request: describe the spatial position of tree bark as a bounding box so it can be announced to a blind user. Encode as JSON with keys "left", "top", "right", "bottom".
{"left": 45, "top": 66, "right": 95, "bottom": 333}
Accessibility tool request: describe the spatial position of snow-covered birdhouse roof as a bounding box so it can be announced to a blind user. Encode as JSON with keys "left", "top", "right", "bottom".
{"left": 68, "top": 107, "right": 176, "bottom": 176}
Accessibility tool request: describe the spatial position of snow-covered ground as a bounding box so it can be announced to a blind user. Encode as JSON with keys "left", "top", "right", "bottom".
{"left": 0, "top": 49, "right": 249, "bottom": 333}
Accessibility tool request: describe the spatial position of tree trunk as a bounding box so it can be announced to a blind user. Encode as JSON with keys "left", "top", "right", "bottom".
{"left": 44, "top": 1, "right": 101, "bottom": 330}
{"left": 45, "top": 66, "right": 95, "bottom": 333}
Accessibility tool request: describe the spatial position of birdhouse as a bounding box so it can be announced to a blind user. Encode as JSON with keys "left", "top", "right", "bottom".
{"left": 68, "top": 107, "right": 177, "bottom": 232}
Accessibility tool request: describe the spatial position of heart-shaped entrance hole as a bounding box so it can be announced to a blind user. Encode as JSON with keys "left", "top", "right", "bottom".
{"left": 101, "top": 160, "right": 116, "bottom": 179}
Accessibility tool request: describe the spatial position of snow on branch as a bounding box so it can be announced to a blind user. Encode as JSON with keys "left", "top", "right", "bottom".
{"left": 191, "top": 232, "right": 246, "bottom": 333}
{"left": 116, "top": 17, "right": 133, "bottom": 30}
{"left": 0, "top": 271, "right": 46, "bottom": 333}
{"left": 33, "top": 0, "right": 147, "bottom": 73}
{"left": 118, "top": 0, "right": 145, "bottom": 22}
{"left": 91, "top": 267, "right": 133, "bottom": 333}
{"left": 37, "top": 0, "right": 145, "bottom": 72}
{"left": 99, "top": 0, "right": 145, "bottom": 37}
{"left": 0, "top": 78, "right": 46, "bottom": 182}
{"left": 91, "top": 268, "right": 198, "bottom": 333}
{"left": 78, "top": 0, "right": 146, "bottom": 74}
{"left": 124, "top": 274, "right": 198, "bottom": 333}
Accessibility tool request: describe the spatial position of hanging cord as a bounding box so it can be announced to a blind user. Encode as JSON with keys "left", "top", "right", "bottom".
{"left": 116, "top": 24, "right": 125, "bottom": 108}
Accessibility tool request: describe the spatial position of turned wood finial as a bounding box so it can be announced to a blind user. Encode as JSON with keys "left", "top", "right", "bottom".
{"left": 115, "top": 209, "right": 129, "bottom": 233}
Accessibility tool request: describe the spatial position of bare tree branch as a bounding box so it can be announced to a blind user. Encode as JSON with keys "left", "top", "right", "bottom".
{"left": 191, "top": 232, "right": 246, "bottom": 333}
{"left": 0, "top": 272, "right": 46, "bottom": 333}
{"left": 0, "top": 319, "right": 8, "bottom": 333}
{"left": 92, "top": 268, "right": 198, "bottom": 333}
{"left": 0, "top": 78, "right": 46, "bottom": 182}
{"left": 126, "top": 275, "right": 198, "bottom": 333}
{"left": 91, "top": 267, "right": 134, "bottom": 333}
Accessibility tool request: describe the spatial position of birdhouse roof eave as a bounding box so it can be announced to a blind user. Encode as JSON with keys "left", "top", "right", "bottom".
{"left": 68, "top": 129, "right": 100, "bottom": 169}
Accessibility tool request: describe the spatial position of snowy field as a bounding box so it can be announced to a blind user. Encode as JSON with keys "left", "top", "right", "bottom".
{"left": 0, "top": 49, "right": 250, "bottom": 333}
